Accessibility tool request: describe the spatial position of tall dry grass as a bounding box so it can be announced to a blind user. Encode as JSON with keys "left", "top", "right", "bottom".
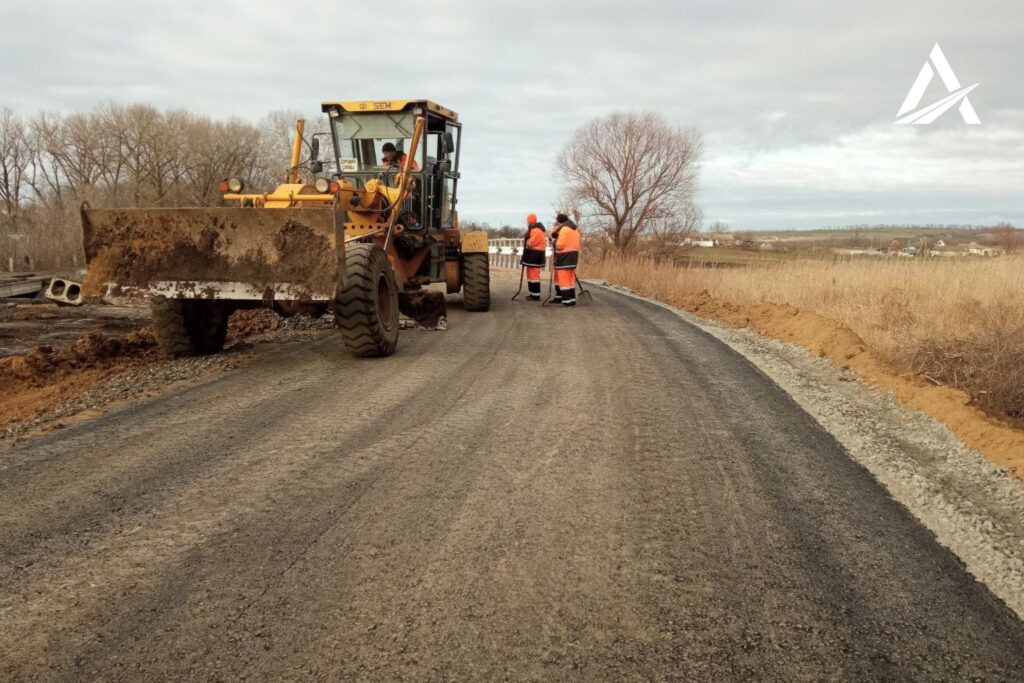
{"left": 588, "top": 255, "right": 1024, "bottom": 420}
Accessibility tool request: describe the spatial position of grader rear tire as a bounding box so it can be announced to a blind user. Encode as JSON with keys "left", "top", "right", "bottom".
{"left": 462, "top": 253, "right": 490, "bottom": 312}
{"left": 151, "top": 298, "right": 230, "bottom": 357}
{"left": 335, "top": 243, "right": 399, "bottom": 357}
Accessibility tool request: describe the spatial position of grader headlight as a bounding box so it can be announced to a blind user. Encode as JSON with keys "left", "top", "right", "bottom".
{"left": 226, "top": 177, "right": 245, "bottom": 193}
{"left": 314, "top": 177, "right": 331, "bottom": 193}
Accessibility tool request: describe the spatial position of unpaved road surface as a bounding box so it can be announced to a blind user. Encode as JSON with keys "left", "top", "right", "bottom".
{"left": 2, "top": 277, "right": 1024, "bottom": 681}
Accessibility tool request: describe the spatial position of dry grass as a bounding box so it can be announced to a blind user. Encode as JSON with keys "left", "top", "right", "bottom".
{"left": 588, "top": 255, "right": 1024, "bottom": 420}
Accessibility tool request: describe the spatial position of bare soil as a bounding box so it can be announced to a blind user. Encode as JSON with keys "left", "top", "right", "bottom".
{"left": 0, "top": 323, "right": 159, "bottom": 431}
{"left": 0, "top": 302, "right": 147, "bottom": 356}
{"left": 0, "top": 302, "right": 331, "bottom": 437}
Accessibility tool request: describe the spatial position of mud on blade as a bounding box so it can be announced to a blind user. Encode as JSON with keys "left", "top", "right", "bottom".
{"left": 81, "top": 206, "right": 344, "bottom": 301}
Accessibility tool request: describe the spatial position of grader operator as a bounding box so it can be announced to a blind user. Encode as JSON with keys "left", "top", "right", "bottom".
{"left": 80, "top": 100, "right": 490, "bottom": 358}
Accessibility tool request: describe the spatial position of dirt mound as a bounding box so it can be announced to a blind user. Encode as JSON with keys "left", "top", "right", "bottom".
{"left": 1, "top": 304, "right": 335, "bottom": 436}
{"left": 0, "top": 329, "right": 158, "bottom": 431}
{"left": 226, "top": 308, "right": 334, "bottom": 344}
{"left": 226, "top": 309, "right": 281, "bottom": 343}
{"left": 2, "top": 329, "right": 157, "bottom": 387}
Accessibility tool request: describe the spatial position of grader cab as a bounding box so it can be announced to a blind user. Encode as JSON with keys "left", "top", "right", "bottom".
{"left": 81, "top": 100, "right": 489, "bottom": 357}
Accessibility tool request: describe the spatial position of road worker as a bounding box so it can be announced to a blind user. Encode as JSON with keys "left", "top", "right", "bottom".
{"left": 520, "top": 213, "right": 547, "bottom": 301}
{"left": 552, "top": 213, "right": 580, "bottom": 306}
{"left": 381, "top": 142, "right": 420, "bottom": 170}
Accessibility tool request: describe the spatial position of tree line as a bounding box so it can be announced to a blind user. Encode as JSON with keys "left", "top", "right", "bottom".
{"left": 0, "top": 103, "right": 321, "bottom": 270}
{"left": 2, "top": 104, "right": 708, "bottom": 270}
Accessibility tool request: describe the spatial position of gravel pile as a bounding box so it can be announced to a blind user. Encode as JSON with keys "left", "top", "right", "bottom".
{"left": 597, "top": 281, "right": 1024, "bottom": 621}
{"left": 234, "top": 315, "right": 335, "bottom": 347}
{"left": 280, "top": 313, "right": 336, "bottom": 331}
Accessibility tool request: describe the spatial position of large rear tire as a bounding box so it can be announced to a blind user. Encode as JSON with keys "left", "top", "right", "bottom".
{"left": 151, "top": 298, "right": 230, "bottom": 357}
{"left": 335, "top": 243, "right": 399, "bottom": 357}
{"left": 462, "top": 252, "right": 491, "bottom": 312}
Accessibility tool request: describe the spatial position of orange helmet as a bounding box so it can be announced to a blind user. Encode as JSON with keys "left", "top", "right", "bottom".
{"left": 527, "top": 212, "right": 538, "bottom": 226}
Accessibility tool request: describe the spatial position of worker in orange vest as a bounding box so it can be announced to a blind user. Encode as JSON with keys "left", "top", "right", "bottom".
{"left": 381, "top": 142, "right": 420, "bottom": 170}
{"left": 520, "top": 213, "right": 547, "bottom": 301}
{"left": 552, "top": 213, "right": 580, "bottom": 306}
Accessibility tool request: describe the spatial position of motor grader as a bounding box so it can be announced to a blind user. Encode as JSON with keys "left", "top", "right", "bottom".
{"left": 80, "top": 99, "right": 490, "bottom": 357}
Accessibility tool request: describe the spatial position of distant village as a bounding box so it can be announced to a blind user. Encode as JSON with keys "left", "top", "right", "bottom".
{"left": 477, "top": 222, "right": 1022, "bottom": 261}
{"left": 691, "top": 223, "right": 1021, "bottom": 259}
{"left": 691, "top": 233, "right": 1009, "bottom": 258}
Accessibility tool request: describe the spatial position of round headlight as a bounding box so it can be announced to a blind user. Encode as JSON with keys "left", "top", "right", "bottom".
{"left": 314, "top": 177, "right": 331, "bottom": 193}
{"left": 227, "top": 177, "right": 244, "bottom": 193}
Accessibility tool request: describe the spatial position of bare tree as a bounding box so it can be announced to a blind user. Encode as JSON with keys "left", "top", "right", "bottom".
{"left": 992, "top": 222, "right": 1022, "bottom": 254}
{"left": 0, "top": 107, "right": 31, "bottom": 217}
{"left": 3, "top": 102, "right": 363, "bottom": 270}
{"left": 26, "top": 112, "right": 68, "bottom": 205}
{"left": 556, "top": 111, "right": 702, "bottom": 252}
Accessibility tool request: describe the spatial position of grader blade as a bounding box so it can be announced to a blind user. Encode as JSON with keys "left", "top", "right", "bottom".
{"left": 81, "top": 207, "right": 343, "bottom": 301}
{"left": 397, "top": 290, "right": 448, "bottom": 330}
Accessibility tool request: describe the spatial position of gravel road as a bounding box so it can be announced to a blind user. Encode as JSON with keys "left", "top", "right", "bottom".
{"left": 2, "top": 276, "right": 1024, "bottom": 681}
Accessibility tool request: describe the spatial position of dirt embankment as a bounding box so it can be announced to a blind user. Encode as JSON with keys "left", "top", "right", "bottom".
{"left": 622, "top": 286, "right": 1024, "bottom": 483}
{"left": 0, "top": 329, "right": 158, "bottom": 430}
{"left": 226, "top": 308, "right": 280, "bottom": 342}
{"left": 0, "top": 305, "right": 334, "bottom": 437}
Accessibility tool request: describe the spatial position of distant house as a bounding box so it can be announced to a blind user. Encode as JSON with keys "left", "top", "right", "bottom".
{"left": 968, "top": 246, "right": 1003, "bottom": 257}
{"left": 695, "top": 239, "right": 715, "bottom": 248}
{"left": 934, "top": 239, "right": 946, "bottom": 247}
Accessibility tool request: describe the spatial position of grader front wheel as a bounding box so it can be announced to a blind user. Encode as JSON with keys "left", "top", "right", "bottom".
{"left": 462, "top": 253, "right": 491, "bottom": 312}
{"left": 335, "top": 243, "right": 400, "bottom": 357}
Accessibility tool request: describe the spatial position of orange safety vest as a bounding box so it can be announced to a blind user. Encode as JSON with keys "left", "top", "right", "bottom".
{"left": 521, "top": 225, "right": 547, "bottom": 267}
{"left": 384, "top": 153, "right": 420, "bottom": 171}
{"left": 555, "top": 222, "right": 580, "bottom": 269}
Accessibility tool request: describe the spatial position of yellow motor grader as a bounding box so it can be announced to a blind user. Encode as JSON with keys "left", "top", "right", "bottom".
{"left": 81, "top": 100, "right": 489, "bottom": 357}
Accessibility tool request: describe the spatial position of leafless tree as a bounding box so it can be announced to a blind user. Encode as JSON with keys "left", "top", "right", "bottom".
{"left": 556, "top": 111, "right": 702, "bottom": 252}
{"left": 1, "top": 101, "right": 365, "bottom": 271}
{"left": 0, "top": 107, "right": 31, "bottom": 218}
{"left": 992, "top": 222, "right": 1022, "bottom": 254}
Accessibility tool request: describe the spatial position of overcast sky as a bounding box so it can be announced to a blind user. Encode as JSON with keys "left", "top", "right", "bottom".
{"left": 2, "top": 0, "right": 1022, "bottom": 230}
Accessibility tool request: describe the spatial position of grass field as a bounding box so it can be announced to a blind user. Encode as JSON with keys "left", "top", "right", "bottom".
{"left": 677, "top": 247, "right": 797, "bottom": 265}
